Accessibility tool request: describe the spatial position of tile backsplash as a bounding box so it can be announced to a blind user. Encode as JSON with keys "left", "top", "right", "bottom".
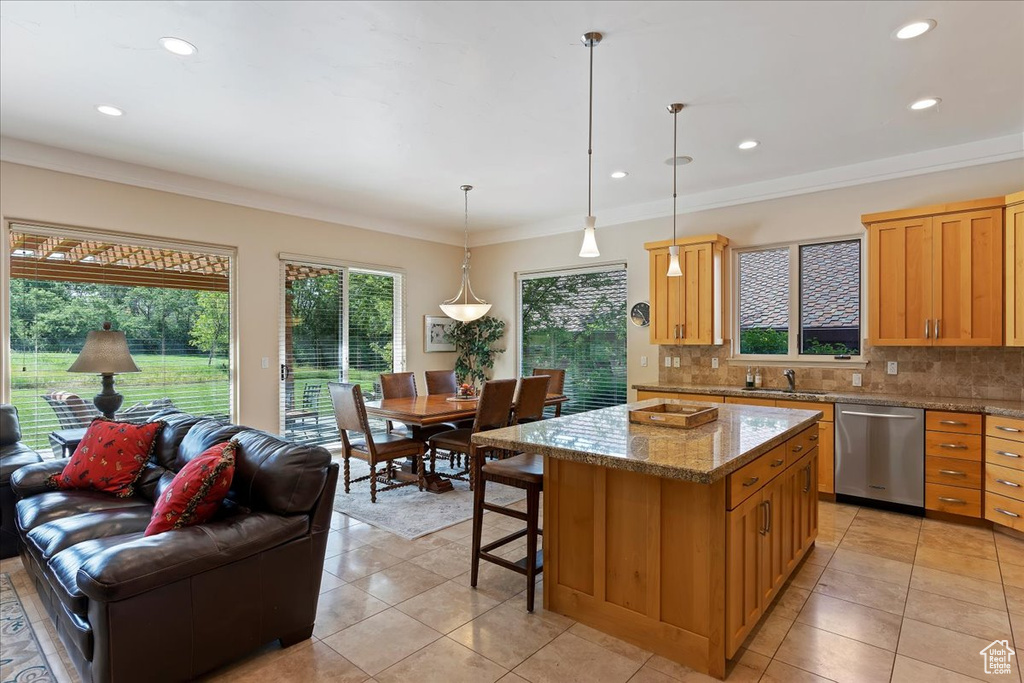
{"left": 658, "top": 345, "right": 1024, "bottom": 402}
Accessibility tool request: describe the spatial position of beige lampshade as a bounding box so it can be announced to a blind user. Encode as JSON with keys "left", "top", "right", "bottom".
{"left": 68, "top": 324, "right": 141, "bottom": 374}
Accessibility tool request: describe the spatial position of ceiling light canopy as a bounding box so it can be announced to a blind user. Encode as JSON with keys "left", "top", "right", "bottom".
{"left": 910, "top": 97, "right": 940, "bottom": 110}
{"left": 610, "top": 171, "right": 628, "bottom": 179}
{"left": 440, "top": 185, "right": 491, "bottom": 322}
{"left": 96, "top": 105, "right": 123, "bottom": 117}
{"left": 664, "top": 156, "right": 693, "bottom": 166}
{"left": 159, "top": 36, "right": 198, "bottom": 56}
{"left": 894, "top": 20, "right": 936, "bottom": 40}
{"left": 738, "top": 140, "right": 760, "bottom": 150}
{"left": 579, "top": 31, "right": 602, "bottom": 258}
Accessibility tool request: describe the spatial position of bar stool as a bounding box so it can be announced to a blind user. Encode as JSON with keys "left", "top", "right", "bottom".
{"left": 470, "top": 451, "right": 544, "bottom": 611}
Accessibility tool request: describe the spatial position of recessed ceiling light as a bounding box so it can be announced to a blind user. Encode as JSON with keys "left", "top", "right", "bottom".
{"left": 96, "top": 105, "right": 124, "bottom": 117}
{"left": 909, "top": 97, "right": 940, "bottom": 110}
{"left": 610, "top": 171, "right": 628, "bottom": 179}
{"left": 664, "top": 156, "right": 693, "bottom": 166}
{"left": 738, "top": 140, "right": 759, "bottom": 150}
{"left": 894, "top": 20, "right": 936, "bottom": 40}
{"left": 159, "top": 36, "right": 198, "bottom": 56}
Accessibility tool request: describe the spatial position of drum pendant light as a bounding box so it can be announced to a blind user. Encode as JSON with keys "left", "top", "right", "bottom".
{"left": 578, "top": 31, "right": 602, "bottom": 258}
{"left": 440, "top": 185, "right": 492, "bottom": 322}
{"left": 666, "top": 103, "right": 685, "bottom": 277}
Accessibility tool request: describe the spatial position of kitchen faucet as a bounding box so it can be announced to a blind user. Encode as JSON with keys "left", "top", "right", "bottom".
{"left": 783, "top": 369, "right": 796, "bottom": 392}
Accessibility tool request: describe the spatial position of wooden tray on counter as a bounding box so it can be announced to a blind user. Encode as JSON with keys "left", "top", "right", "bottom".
{"left": 629, "top": 401, "right": 718, "bottom": 429}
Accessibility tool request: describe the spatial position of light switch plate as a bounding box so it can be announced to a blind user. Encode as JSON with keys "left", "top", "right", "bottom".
{"left": 852, "top": 372, "right": 862, "bottom": 387}
{"left": 640, "top": 355, "right": 648, "bottom": 367}
{"left": 261, "top": 357, "right": 269, "bottom": 369}
{"left": 887, "top": 361, "right": 898, "bottom": 375}
{"left": 664, "top": 357, "right": 672, "bottom": 368}
{"left": 673, "top": 357, "right": 681, "bottom": 368}
{"left": 711, "top": 357, "right": 719, "bottom": 369}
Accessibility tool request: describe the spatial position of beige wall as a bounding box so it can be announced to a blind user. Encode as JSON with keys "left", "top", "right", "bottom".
{"left": 0, "top": 161, "right": 464, "bottom": 433}
{"left": 471, "top": 159, "right": 1024, "bottom": 395}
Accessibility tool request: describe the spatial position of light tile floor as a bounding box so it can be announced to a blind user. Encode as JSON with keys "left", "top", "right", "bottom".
{"left": 4, "top": 499, "right": 1024, "bottom": 682}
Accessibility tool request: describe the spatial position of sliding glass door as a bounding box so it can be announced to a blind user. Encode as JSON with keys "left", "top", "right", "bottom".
{"left": 280, "top": 259, "right": 404, "bottom": 446}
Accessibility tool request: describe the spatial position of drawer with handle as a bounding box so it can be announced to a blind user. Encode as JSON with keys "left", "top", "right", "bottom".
{"left": 987, "top": 437, "right": 1024, "bottom": 471}
{"left": 925, "top": 411, "right": 983, "bottom": 435}
{"left": 727, "top": 443, "right": 785, "bottom": 510}
{"left": 925, "top": 431, "right": 982, "bottom": 461}
{"left": 986, "top": 463, "right": 1024, "bottom": 503}
{"left": 925, "top": 482, "right": 981, "bottom": 517}
{"left": 925, "top": 455, "right": 981, "bottom": 489}
{"left": 986, "top": 491, "right": 1024, "bottom": 532}
{"left": 987, "top": 416, "right": 1024, "bottom": 444}
{"left": 786, "top": 425, "right": 819, "bottom": 468}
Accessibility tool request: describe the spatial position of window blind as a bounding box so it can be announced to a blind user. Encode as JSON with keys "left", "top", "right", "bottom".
{"left": 7, "top": 225, "right": 233, "bottom": 455}
{"left": 518, "top": 265, "right": 627, "bottom": 415}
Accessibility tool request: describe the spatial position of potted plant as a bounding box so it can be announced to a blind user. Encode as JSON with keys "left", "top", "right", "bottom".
{"left": 445, "top": 315, "right": 506, "bottom": 390}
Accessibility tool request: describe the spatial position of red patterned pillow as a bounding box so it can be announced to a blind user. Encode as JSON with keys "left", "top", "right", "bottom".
{"left": 144, "top": 441, "right": 236, "bottom": 536}
{"left": 50, "top": 418, "right": 163, "bottom": 497}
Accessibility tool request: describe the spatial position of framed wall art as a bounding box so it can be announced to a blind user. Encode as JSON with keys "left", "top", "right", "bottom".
{"left": 424, "top": 315, "right": 456, "bottom": 352}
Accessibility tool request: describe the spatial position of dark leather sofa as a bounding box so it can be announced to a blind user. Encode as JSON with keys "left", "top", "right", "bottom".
{"left": 12, "top": 411, "right": 339, "bottom": 682}
{"left": 1, "top": 404, "right": 44, "bottom": 558}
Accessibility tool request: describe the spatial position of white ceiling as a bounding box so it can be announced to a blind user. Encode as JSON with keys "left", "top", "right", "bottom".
{"left": 1, "top": 1, "right": 1022, "bottom": 245}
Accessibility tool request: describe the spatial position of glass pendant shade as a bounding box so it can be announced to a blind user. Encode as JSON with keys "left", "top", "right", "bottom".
{"left": 440, "top": 259, "right": 491, "bottom": 322}
{"left": 579, "top": 215, "right": 600, "bottom": 258}
{"left": 666, "top": 245, "right": 683, "bottom": 277}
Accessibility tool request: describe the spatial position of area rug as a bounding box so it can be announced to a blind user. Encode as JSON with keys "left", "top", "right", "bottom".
{"left": 0, "top": 573, "right": 56, "bottom": 683}
{"left": 333, "top": 458, "right": 526, "bottom": 540}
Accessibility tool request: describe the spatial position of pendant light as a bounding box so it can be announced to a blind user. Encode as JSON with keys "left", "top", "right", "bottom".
{"left": 666, "top": 103, "right": 685, "bottom": 277}
{"left": 440, "top": 185, "right": 492, "bottom": 322}
{"left": 579, "top": 31, "right": 602, "bottom": 258}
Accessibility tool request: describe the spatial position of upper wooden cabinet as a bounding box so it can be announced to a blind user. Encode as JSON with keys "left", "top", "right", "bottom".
{"left": 645, "top": 234, "right": 729, "bottom": 345}
{"left": 863, "top": 198, "right": 1004, "bottom": 346}
{"left": 1006, "top": 191, "right": 1024, "bottom": 346}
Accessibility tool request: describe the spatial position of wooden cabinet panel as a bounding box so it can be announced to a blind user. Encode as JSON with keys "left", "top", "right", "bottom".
{"left": 986, "top": 463, "right": 1024, "bottom": 503}
{"left": 637, "top": 390, "right": 725, "bottom": 403}
{"left": 649, "top": 249, "right": 683, "bottom": 344}
{"left": 776, "top": 399, "right": 834, "bottom": 422}
{"left": 987, "top": 416, "right": 1024, "bottom": 443}
{"left": 925, "top": 455, "right": 982, "bottom": 488}
{"left": 987, "top": 437, "right": 1024, "bottom": 470}
{"left": 724, "top": 396, "right": 777, "bottom": 408}
{"left": 925, "top": 411, "right": 983, "bottom": 435}
{"left": 867, "top": 217, "right": 933, "bottom": 345}
{"left": 817, "top": 422, "right": 835, "bottom": 494}
{"left": 925, "top": 431, "right": 982, "bottom": 461}
{"left": 1007, "top": 192, "right": 1024, "bottom": 346}
{"left": 932, "top": 209, "right": 1004, "bottom": 346}
{"left": 726, "top": 492, "right": 763, "bottom": 656}
{"left": 986, "top": 491, "right": 1024, "bottom": 532}
{"left": 760, "top": 473, "right": 789, "bottom": 606}
{"left": 646, "top": 235, "right": 728, "bottom": 346}
{"left": 925, "top": 483, "right": 981, "bottom": 517}
{"left": 727, "top": 445, "right": 783, "bottom": 509}
{"left": 786, "top": 426, "right": 817, "bottom": 468}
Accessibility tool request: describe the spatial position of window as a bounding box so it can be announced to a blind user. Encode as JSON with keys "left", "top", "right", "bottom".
{"left": 7, "top": 224, "right": 233, "bottom": 455}
{"left": 280, "top": 259, "right": 404, "bottom": 446}
{"left": 518, "top": 265, "right": 627, "bottom": 414}
{"left": 736, "top": 239, "right": 861, "bottom": 359}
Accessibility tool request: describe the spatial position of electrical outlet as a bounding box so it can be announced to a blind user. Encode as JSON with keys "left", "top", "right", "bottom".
{"left": 887, "top": 361, "right": 898, "bottom": 375}
{"left": 673, "top": 357, "right": 681, "bottom": 368}
{"left": 640, "top": 355, "right": 648, "bottom": 367}
{"left": 711, "top": 357, "right": 719, "bottom": 369}
{"left": 261, "top": 357, "right": 269, "bottom": 369}
{"left": 852, "top": 372, "right": 862, "bottom": 387}
{"left": 664, "top": 357, "right": 672, "bottom": 368}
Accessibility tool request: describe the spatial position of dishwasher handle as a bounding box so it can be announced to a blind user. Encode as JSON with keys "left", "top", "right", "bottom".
{"left": 839, "top": 410, "right": 920, "bottom": 419}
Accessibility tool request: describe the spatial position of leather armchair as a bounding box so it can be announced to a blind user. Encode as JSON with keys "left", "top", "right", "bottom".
{"left": 1, "top": 404, "right": 43, "bottom": 558}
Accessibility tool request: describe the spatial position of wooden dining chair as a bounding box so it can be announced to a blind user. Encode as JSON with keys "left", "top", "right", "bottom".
{"left": 513, "top": 375, "right": 550, "bottom": 424}
{"left": 329, "top": 382, "right": 425, "bottom": 503}
{"left": 426, "top": 378, "right": 517, "bottom": 489}
{"left": 378, "top": 372, "right": 416, "bottom": 434}
{"left": 532, "top": 368, "right": 566, "bottom": 416}
{"left": 424, "top": 370, "right": 459, "bottom": 395}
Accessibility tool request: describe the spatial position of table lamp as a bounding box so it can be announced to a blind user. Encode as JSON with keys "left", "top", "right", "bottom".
{"left": 67, "top": 322, "right": 141, "bottom": 419}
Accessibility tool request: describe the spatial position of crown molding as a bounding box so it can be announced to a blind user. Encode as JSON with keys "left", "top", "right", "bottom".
{"left": 0, "top": 137, "right": 465, "bottom": 246}
{"left": 472, "top": 133, "right": 1024, "bottom": 247}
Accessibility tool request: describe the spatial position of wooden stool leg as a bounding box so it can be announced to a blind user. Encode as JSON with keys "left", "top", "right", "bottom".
{"left": 525, "top": 485, "right": 541, "bottom": 612}
{"left": 370, "top": 464, "right": 378, "bottom": 504}
{"left": 343, "top": 453, "right": 351, "bottom": 494}
{"left": 470, "top": 475, "right": 486, "bottom": 588}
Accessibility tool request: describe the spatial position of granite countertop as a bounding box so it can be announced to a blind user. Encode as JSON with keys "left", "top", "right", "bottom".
{"left": 471, "top": 400, "right": 822, "bottom": 484}
{"left": 633, "top": 384, "right": 1024, "bottom": 419}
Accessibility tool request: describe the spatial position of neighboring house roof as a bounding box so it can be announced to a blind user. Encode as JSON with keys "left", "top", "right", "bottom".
{"left": 739, "top": 242, "right": 860, "bottom": 330}
{"left": 521, "top": 270, "right": 627, "bottom": 334}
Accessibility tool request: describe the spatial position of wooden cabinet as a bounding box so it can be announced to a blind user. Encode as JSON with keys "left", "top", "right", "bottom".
{"left": 636, "top": 390, "right": 725, "bottom": 403}
{"left": 1007, "top": 191, "right": 1024, "bottom": 346}
{"left": 925, "top": 410, "right": 984, "bottom": 518}
{"left": 645, "top": 234, "right": 729, "bottom": 345}
{"left": 863, "top": 198, "right": 1005, "bottom": 347}
{"left": 726, "top": 491, "right": 763, "bottom": 654}
{"left": 986, "top": 416, "right": 1024, "bottom": 531}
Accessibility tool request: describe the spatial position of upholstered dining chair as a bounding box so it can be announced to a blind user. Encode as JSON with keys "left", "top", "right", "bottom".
{"left": 513, "top": 375, "right": 550, "bottom": 424}
{"left": 532, "top": 368, "right": 566, "bottom": 416}
{"left": 426, "top": 378, "right": 517, "bottom": 489}
{"left": 424, "top": 369, "right": 459, "bottom": 395}
{"left": 329, "top": 382, "right": 424, "bottom": 503}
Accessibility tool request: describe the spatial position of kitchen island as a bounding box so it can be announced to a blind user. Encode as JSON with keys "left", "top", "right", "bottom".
{"left": 473, "top": 399, "right": 822, "bottom": 679}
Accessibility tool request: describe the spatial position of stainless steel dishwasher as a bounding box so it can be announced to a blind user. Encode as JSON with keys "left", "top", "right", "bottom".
{"left": 835, "top": 403, "right": 925, "bottom": 507}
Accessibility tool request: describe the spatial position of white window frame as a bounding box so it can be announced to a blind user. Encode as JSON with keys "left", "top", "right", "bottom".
{"left": 730, "top": 235, "right": 867, "bottom": 369}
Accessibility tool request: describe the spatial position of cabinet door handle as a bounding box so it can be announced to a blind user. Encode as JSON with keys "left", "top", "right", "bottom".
{"left": 765, "top": 500, "right": 772, "bottom": 534}
{"left": 743, "top": 476, "right": 760, "bottom": 487}
{"left": 997, "top": 426, "right": 1023, "bottom": 433}
{"left": 938, "top": 469, "right": 966, "bottom": 476}
{"left": 936, "top": 319, "right": 941, "bottom": 339}
{"left": 996, "top": 450, "right": 1021, "bottom": 459}
{"left": 939, "top": 420, "right": 967, "bottom": 426}
{"left": 771, "top": 458, "right": 784, "bottom": 468}
{"left": 995, "top": 508, "right": 1021, "bottom": 518}
{"left": 938, "top": 496, "right": 966, "bottom": 504}
{"left": 940, "top": 443, "right": 968, "bottom": 450}
{"left": 792, "top": 444, "right": 804, "bottom": 453}
{"left": 925, "top": 319, "right": 931, "bottom": 339}
{"left": 804, "top": 464, "right": 812, "bottom": 493}
{"left": 996, "top": 479, "right": 1022, "bottom": 488}
{"left": 759, "top": 501, "right": 769, "bottom": 535}
{"left": 809, "top": 434, "right": 819, "bottom": 441}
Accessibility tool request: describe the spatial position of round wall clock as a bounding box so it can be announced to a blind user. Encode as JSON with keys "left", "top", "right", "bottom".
{"left": 630, "top": 301, "right": 651, "bottom": 327}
